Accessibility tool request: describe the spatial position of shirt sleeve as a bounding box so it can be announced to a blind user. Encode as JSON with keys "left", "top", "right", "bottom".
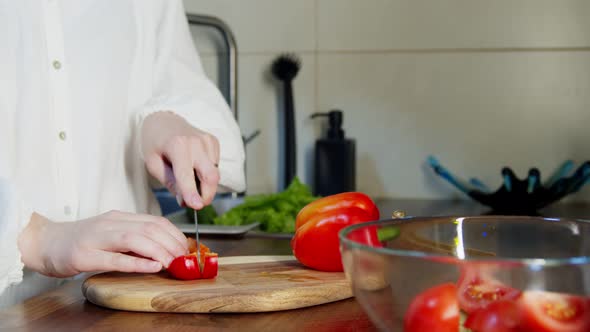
{"left": 0, "top": 179, "right": 33, "bottom": 297}
{"left": 135, "top": 0, "right": 245, "bottom": 193}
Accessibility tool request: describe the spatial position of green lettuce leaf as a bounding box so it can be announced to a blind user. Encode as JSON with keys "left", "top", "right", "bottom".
{"left": 213, "top": 177, "right": 318, "bottom": 233}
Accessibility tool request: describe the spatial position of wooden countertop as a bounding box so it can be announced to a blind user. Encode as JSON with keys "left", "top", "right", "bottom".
{"left": 0, "top": 233, "right": 378, "bottom": 332}
{"left": 1, "top": 199, "right": 589, "bottom": 331}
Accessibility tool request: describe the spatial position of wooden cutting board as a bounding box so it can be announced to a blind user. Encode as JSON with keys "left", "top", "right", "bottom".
{"left": 82, "top": 256, "right": 353, "bottom": 313}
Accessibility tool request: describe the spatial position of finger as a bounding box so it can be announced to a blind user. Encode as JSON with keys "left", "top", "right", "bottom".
{"left": 106, "top": 211, "right": 188, "bottom": 251}
{"left": 82, "top": 250, "right": 162, "bottom": 273}
{"left": 149, "top": 217, "right": 189, "bottom": 253}
{"left": 145, "top": 154, "right": 178, "bottom": 196}
{"left": 202, "top": 133, "right": 221, "bottom": 165}
{"left": 194, "top": 158, "right": 220, "bottom": 206}
{"left": 135, "top": 221, "right": 187, "bottom": 258}
{"left": 106, "top": 232, "right": 174, "bottom": 268}
{"left": 190, "top": 135, "right": 220, "bottom": 205}
{"left": 165, "top": 139, "right": 202, "bottom": 210}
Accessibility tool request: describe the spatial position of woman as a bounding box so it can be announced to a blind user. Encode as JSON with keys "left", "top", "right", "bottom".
{"left": 0, "top": 0, "right": 245, "bottom": 306}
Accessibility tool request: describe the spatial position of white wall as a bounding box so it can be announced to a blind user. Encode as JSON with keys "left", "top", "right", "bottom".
{"left": 184, "top": 0, "right": 590, "bottom": 201}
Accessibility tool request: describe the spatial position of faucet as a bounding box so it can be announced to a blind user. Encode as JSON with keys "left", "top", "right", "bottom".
{"left": 186, "top": 14, "right": 260, "bottom": 197}
{"left": 187, "top": 14, "right": 238, "bottom": 120}
{"left": 187, "top": 14, "right": 260, "bottom": 145}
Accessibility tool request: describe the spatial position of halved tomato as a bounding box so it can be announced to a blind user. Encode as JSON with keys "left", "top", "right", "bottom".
{"left": 464, "top": 300, "right": 522, "bottom": 332}
{"left": 457, "top": 265, "right": 522, "bottom": 314}
{"left": 167, "top": 238, "right": 218, "bottom": 280}
{"left": 403, "top": 283, "right": 459, "bottom": 332}
{"left": 519, "top": 291, "right": 590, "bottom": 332}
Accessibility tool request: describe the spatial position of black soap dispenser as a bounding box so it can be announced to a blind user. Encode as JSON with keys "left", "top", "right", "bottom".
{"left": 311, "top": 110, "right": 356, "bottom": 196}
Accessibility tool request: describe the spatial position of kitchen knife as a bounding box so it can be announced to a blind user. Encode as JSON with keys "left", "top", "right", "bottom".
{"left": 194, "top": 172, "right": 203, "bottom": 274}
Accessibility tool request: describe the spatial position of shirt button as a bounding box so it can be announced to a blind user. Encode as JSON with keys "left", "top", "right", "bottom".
{"left": 52, "top": 60, "right": 62, "bottom": 70}
{"left": 64, "top": 205, "right": 71, "bottom": 215}
{"left": 58, "top": 131, "right": 67, "bottom": 140}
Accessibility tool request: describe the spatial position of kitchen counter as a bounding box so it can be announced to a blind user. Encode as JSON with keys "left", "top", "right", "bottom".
{"left": 0, "top": 235, "right": 373, "bottom": 332}
{"left": 375, "top": 197, "right": 590, "bottom": 219}
{"left": 1, "top": 199, "right": 589, "bottom": 331}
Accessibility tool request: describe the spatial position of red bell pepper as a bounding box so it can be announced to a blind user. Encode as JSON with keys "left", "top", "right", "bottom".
{"left": 167, "top": 238, "right": 218, "bottom": 280}
{"left": 295, "top": 192, "right": 380, "bottom": 230}
{"left": 291, "top": 192, "right": 380, "bottom": 272}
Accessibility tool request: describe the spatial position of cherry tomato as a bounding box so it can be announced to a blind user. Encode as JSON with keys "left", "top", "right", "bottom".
{"left": 457, "top": 265, "right": 521, "bottom": 314}
{"left": 519, "top": 291, "right": 590, "bottom": 332}
{"left": 295, "top": 192, "right": 379, "bottom": 230}
{"left": 167, "top": 252, "right": 218, "bottom": 280}
{"left": 464, "top": 300, "right": 523, "bottom": 332}
{"left": 291, "top": 207, "right": 376, "bottom": 272}
{"left": 167, "top": 239, "right": 218, "bottom": 280}
{"left": 403, "top": 283, "right": 459, "bottom": 332}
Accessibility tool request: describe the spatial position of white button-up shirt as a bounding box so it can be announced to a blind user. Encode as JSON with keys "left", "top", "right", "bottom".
{"left": 0, "top": 0, "right": 245, "bottom": 306}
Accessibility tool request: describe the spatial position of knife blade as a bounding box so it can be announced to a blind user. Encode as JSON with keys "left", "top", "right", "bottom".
{"left": 194, "top": 172, "right": 203, "bottom": 274}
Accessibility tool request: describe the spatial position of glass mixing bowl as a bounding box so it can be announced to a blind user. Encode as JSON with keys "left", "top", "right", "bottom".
{"left": 339, "top": 215, "right": 590, "bottom": 332}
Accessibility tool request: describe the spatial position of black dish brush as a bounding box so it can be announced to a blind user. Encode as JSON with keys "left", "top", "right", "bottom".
{"left": 271, "top": 54, "right": 301, "bottom": 189}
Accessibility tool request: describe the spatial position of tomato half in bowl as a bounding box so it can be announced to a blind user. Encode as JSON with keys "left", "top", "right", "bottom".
{"left": 403, "top": 283, "right": 460, "bottom": 332}
{"left": 519, "top": 291, "right": 590, "bottom": 332}
{"left": 464, "top": 300, "right": 522, "bottom": 332}
{"left": 457, "top": 265, "right": 522, "bottom": 314}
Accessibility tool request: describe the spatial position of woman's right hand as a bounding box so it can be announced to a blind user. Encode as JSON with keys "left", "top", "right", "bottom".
{"left": 18, "top": 211, "right": 188, "bottom": 278}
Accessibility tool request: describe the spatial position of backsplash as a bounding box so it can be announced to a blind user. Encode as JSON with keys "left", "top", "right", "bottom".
{"left": 183, "top": 0, "right": 590, "bottom": 201}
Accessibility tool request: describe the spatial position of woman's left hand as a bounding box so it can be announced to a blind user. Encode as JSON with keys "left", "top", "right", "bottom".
{"left": 141, "top": 111, "right": 220, "bottom": 210}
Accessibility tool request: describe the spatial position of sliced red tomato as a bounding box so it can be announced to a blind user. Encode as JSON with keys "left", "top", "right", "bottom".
{"left": 167, "top": 252, "right": 218, "bottom": 280}
{"left": 403, "top": 283, "right": 459, "bottom": 332}
{"left": 167, "top": 238, "right": 218, "bottom": 280}
{"left": 464, "top": 300, "right": 522, "bottom": 332}
{"left": 457, "top": 265, "right": 522, "bottom": 314}
{"left": 519, "top": 291, "right": 590, "bottom": 332}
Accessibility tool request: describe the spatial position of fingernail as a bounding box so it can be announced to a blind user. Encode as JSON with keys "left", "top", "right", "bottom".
{"left": 176, "top": 194, "right": 184, "bottom": 206}
{"left": 190, "top": 193, "right": 203, "bottom": 209}
{"left": 149, "top": 261, "right": 162, "bottom": 270}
